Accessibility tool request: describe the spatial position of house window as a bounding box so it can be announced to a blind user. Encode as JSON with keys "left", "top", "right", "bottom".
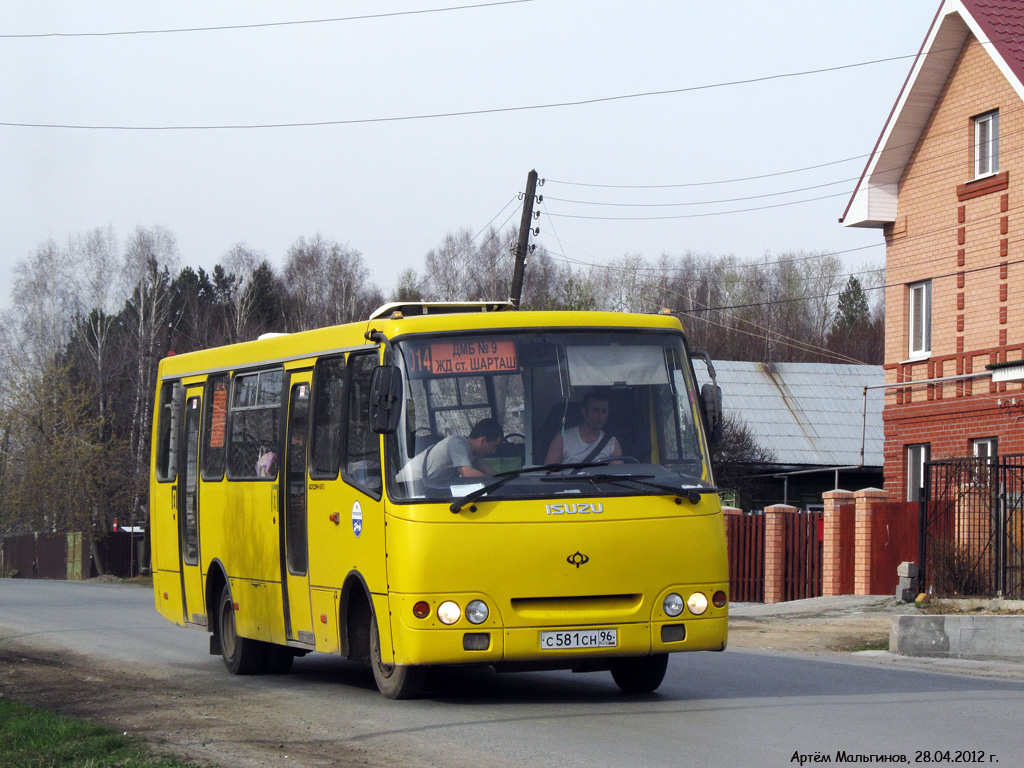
{"left": 973, "top": 437, "right": 998, "bottom": 461}
{"left": 907, "top": 443, "right": 930, "bottom": 502}
{"left": 908, "top": 281, "right": 931, "bottom": 358}
{"left": 974, "top": 110, "right": 999, "bottom": 178}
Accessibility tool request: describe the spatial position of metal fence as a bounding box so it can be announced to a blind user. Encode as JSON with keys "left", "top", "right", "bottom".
{"left": 921, "top": 455, "right": 1024, "bottom": 598}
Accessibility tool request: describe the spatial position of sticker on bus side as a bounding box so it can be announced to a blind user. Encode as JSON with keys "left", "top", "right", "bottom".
{"left": 352, "top": 501, "right": 362, "bottom": 538}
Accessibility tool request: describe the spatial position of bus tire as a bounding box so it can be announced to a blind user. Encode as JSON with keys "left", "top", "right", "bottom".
{"left": 610, "top": 653, "right": 668, "bottom": 693}
{"left": 370, "top": 612, "right": 424, "bottom": 699}
{"left": 218, "top": 584, "right": 265, "bottom": 675}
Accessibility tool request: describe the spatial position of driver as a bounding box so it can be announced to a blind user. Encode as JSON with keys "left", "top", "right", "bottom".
{"left": 544, "top": 390, "right": 622, "bottom": 465}
{"left": 403, "top": 418, "right": 503, "bottom": 486}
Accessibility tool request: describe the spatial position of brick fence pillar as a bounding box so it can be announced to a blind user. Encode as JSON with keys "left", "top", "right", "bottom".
{"left": 764, "top": 504, "right": 798, "bottom": 604}
{"left": 721, "top": 506, "right": 742, "bottom": 554}
{"left": 854, "top": 488, "right": 889, "bottom": 595}
{"left": 822, "top": 490, "right": 855, "bottom": 596}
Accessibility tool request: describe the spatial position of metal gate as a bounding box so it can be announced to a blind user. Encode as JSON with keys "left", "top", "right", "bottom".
{"left": 921, "top": 455, "right": 1024, "bottom": 598}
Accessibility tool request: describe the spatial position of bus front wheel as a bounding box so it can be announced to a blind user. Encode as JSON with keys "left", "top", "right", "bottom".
{"left": 369, "top": 613, "right": 424, "bottom": 699}
{"left": 218, "top": 584, "right": 265, "bottom": 675}
{"left": 610, "top": 653, "right": 668, "bottom": 693}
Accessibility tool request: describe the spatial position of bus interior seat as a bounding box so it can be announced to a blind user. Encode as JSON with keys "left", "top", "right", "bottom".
{"left": 533, "top": 401, "right": 583, "bottom": 462}
{"left": 491, "top": 433, "right": 525, "bottom": 473}
{"left": 412, "top": 431, "right": 443, "bottom": 456}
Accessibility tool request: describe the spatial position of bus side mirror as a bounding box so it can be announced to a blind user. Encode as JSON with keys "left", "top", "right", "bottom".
{"left": 700, "top": 383, "right": 723, "bottom": 446}
{"left": 369, "top": 365, "right": 403, "bottom": 434}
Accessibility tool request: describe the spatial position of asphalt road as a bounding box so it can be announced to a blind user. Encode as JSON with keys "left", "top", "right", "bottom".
{"left": 2, "top": 579, "right": 1024, "bottom": 768}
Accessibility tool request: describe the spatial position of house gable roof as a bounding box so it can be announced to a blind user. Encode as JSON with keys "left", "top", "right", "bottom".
{"left": 841, "top": 0, "right": 1024, "bottom": 228}
{"left": 694, "top": 361, "right": 884, "bottom": 469}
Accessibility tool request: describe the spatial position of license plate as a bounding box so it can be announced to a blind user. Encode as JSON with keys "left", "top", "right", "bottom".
{"left": 540, "top": 628, "right": 617, "bottom": 650}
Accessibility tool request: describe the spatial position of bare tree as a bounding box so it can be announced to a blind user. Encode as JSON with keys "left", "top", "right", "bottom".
{"left": 68, "top": 226, "right": 123, "bottom": 433}
{"left": 11, "top": 239, "right": 79, "bottom": 370}
{"left": 121, "top": 226, "right": 179, "bottom": 516}
{"left": 282, "top": 235, "right": 380, "bottom": 329}
{"left": 221, "top": 243, "right": 266, "bottom": 343}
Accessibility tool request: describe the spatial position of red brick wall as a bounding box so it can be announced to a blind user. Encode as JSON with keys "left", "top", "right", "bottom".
{"left": 882, "top": 34, "right": 1024, "bottom": 497}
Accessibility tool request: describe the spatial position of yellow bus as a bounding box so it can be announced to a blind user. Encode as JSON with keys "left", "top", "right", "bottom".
{"left": 150, "top": 303, "right": 728, "bottom": 698}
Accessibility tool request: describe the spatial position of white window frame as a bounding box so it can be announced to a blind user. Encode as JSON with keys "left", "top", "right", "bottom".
{"left": 908, "top": 281, "right": 931, "bottom": 359}
{"left": 973, "top": 437, "right": 998, "bottom": 461}
{"left": 974, "top": 110, "right": 999, "bottom": 179}
{"left": 907, "top": 444, "right": 930, "bottom": 502}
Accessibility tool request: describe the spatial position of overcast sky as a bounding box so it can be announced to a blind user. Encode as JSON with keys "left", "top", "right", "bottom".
{"left": 0, "top": 1, "right": 940, "bottom": 308}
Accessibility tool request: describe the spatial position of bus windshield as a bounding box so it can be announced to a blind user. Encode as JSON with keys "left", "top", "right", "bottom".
{"left": 386, "top": 329, "right": 713, "bottom": 503}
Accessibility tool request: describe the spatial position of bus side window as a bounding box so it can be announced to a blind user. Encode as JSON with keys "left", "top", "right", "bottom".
{"left": 155, "top": 381, "right": 183, "bottom": 482}
{"left": 343, "top": 353, "right": 382, "bottom": 497}
{"left": 202, "top": 374, "right": 230, "bottom": 480}
{"left": 227, "top": 368, "right": 283, "bottom": 479}
{"left": 310, "top": 356, "right": 346, "bottom": 479}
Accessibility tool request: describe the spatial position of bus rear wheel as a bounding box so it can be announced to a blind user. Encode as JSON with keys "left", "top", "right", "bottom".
{"left": 218, "top": 584, "right": 265, "bottom": 675}
{"left": 370, "top": 613, "right": 424, "bottom": 699}
{"left": 610, "top": 654, "right": 669, "bottom": 693}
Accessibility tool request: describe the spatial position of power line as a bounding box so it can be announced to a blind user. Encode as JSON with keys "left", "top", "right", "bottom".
{"left": 0, "top": 1, "right": 535, "bottom": 39}
{"left": 544, "top": 154, "right": 868, "bottom": 189}
{"left": 543, "top": 97, "right": 1024, "bottom": 194}
{"left": 0, "top": 50, "right": 931, "bottom": 131}
{"left": 544, "top": 190, "right": 854, "bottom": 221}
{"left": 545, "top": 177, "right": 857, "bottom": 209}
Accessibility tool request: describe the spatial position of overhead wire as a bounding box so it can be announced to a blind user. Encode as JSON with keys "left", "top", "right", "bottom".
{"left": 0, "top": 44, "right": 976, "bottom": 131}
{"left": 0, "top": 1, "right": 535, "bottom": 38}
{"left": 412, "top": 195, "right": 521, "bottom": 297}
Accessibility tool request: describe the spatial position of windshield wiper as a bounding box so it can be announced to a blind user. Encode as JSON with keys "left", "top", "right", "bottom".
{"left": 449, "top": 462, "right": 608, "bottom": 514}
{"left": 543, "top": 472, "right": 718, "bottom": 505}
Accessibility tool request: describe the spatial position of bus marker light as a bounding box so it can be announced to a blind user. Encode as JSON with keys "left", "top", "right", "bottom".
{"left": 329, "top": 513, "right": 340, "bottom": 524}
{"left": 437, "top": 601, "right": 461, "bottom": 625}
{"left": 320, "top": 614, "right": 328, "bottom": 624}
{"left": 233, "top": 602, "right": 240, "bottom": 611}
{"left": 712, "top": 591, "right": 727, "bottom": 608}
{"left": 163, "top": 592, "right": 169, "bottom": 600}
{"left": 413, "top": 601, "right": 430, "bottom": 619}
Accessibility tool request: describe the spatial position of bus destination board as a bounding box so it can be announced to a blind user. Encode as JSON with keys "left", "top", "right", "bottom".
{"left": 407, "top": 339, "right": 517, "bottom": 376}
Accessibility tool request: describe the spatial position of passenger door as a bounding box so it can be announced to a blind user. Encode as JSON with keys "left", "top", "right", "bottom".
{"left": 178, "top": 387, "right": 206, "bottom": 625}
{"left": 280, "top": 373, "right": 315, "bottom": 645}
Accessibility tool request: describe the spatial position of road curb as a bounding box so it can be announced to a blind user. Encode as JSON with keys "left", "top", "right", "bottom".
{"left": 890, "top": 614, "right": 1024, "bottom": 662}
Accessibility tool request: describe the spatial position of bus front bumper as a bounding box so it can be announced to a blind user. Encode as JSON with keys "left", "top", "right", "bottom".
{"left": 388, "top": 615, "right": 728, "bottom": 667}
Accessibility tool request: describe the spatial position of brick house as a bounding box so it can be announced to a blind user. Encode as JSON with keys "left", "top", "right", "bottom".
{"left": 842, "top": 0, "right": 1024, "bottom": 501}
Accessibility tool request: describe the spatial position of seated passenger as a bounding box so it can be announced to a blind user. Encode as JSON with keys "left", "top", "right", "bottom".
{"left": 402, "top": 418, "right": 503, "bottom": 486}
{"left": 544, "top": 390, "right": 622, "bottom": 465}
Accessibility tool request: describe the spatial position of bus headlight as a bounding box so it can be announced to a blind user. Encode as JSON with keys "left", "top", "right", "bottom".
{"left": 687, "top": 592, "right": 708, "bottom": 616}
{"left": 466, "top": 600, "right": 489, "bottom": 625}
{"left": 663, "top": 593, "right": 684, "bottom": 617}
{"left": 437, "top": 601, "right": 462, "bottom": 625}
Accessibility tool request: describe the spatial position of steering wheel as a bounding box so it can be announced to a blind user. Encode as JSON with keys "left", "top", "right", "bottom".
{"left": 503, "top": 433, "right": 526, "bottom": 444}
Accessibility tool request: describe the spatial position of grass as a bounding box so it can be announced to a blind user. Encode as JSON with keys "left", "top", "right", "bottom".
{"left": 0, "top": 700, "right": 204, "bottom": 768}
{"left": 848, "top": 638, "right": 891, "bottom": 652}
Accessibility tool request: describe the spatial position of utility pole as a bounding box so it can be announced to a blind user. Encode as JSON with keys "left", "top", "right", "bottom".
{"left": 509, "top": 169, "right": 539, "bottom": 308}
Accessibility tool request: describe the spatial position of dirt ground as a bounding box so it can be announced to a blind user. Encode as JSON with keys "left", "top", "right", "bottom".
{"left": 0, "top": 608, "right": 907, "bottom": 768}
{"left": 727, "top": 606, "right": 900, "bottom": 653}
